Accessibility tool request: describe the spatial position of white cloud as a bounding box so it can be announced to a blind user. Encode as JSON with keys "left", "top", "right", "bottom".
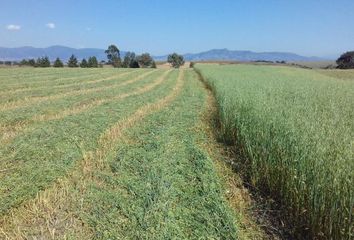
{"left": 6, "top": 24, "right": 21, "bottom": 31}
{"left": 46, "top": 23, "right": 55, "bottom": 29}
{"left": 86, "top": 27, "right": 92, "bottom": 31}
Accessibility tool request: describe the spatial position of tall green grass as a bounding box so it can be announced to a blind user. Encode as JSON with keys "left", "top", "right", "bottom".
{"left": 195, "top": 64, "right": 354, "bottom": 239}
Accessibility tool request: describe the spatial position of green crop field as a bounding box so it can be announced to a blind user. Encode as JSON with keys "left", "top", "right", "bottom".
{"left": 195, "top": 64, "right": 354, "bottom": 239}
{"left": 0, "top": 65, "right": 353, "bottom": 239}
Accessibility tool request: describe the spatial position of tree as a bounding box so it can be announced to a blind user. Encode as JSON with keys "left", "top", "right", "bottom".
{"left": 137, "top": 53, "right": 154, "bottom": 68}
{"left": 80, "top": 58, "right": 88, "bottom": 68}
{"left": 167, "top": 53, "right": 185, "bottom": 68}
{"left": 53, "top": 57, "right": 64, "bottom": 68}
{"left": 151, "top": 61, "right": 157, "bottom": 68}
{"left": 336, "top": 51, "right": 354, "bottom": 69}
{"left": 99, "top": 60, "right": 106, "bottom": 68}
{"left": 105, "top": 44, "right": 121, "bottom": 67}
{"left": 19, "top": 59, "right": 29, "bottom": 66}
{"left": 67, "top": 54, "right": 79, "bottom": 67}
{"left": 35, "top": 56, "right": 50, "bottom": 67}
{"left": 41, "top": 56, "right": 51, "bottom": 67}
{"left": 88, "top": 56, "right": 98, "bottom": 68}
{"left": 35, "top": 58, "right": 41, "bottom": 67}
{"left": 28, "top": 59, "right": 36, "bottom": 67}
{"left": 122, "top": 52, "right": 139, "bottom": 68}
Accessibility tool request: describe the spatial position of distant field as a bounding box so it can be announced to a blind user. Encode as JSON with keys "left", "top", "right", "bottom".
{"left": 0, "top": 68, "right": 240, "bottom": 239}
{"left": 195, "top": 64, "right": 354, "bottom": 239}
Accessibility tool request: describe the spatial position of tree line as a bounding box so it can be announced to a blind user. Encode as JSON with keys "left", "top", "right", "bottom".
{"left": 18, "top": 44, "right": 185, "bottom": 68}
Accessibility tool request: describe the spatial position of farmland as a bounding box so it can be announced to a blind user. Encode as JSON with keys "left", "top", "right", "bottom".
{"left": 195, "top": 64, "right": 354, "bottom": 239}
{"left": 0, "top": 67, "right": 250, "bottom": 239}
{"left": 0, "top": 65, "right": 353, "bottom": 239}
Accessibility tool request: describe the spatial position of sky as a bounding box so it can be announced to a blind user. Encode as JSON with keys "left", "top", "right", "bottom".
{"left": 0, "top": 0, "right": 353, "bottom": 57}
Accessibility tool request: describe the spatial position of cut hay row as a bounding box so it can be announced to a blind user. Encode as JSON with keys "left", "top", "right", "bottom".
{"left": 0, "top": 69, "right": 178, "bottom": 218}
{"left": 0, "top": 70, "right": 157, "bottom": 111}
{"left": 0, "top": 68, "right": 82, "bottom": 80}
{"left": 0, "top": 70, "right": 121, "bottom": 90}
{"left": 98, "top": 69, "right": 183, "bottom": 156}
{"left": 0, "top": 70, "right": 134, "bottom": 99}
{"left": 0, "top": 70, "right": 172, "bottom": 144}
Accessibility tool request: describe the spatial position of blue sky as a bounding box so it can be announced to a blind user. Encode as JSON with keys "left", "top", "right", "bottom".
{"left": 1, "top": 0, "right": 353, "bottom": 57}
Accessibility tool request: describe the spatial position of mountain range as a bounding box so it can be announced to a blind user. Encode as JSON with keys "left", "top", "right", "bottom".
{"left": 0, "top": 45, "right": 329, "bottom": 62}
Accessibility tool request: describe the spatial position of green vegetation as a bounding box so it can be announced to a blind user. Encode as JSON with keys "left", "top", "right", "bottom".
{"left": 168, "top": 53, "right": 185, "bottom": 68}
{"left": 53, "top": 57, "right": 64, "bottom": 68}
{"left": 195, "top": 64, "right": 354, "bottom": 239}
{"left": 105, "top": 44, "right": 122, "bottom": 67}
{"left": 122, "top": 52, "right": 140, "bottom": 68}
{"left": 137, "top": 53, "right": 156, "bottom": 68}
{"left": 80, "top": 58, "right": 89, "bottom": 68}
{"left": 19, "top": 59, "right": 36, "bottom": 67}
{"left": 0, "top": 68, "right": 165, "bottom": 214}
{"left": 336, "top": 51, "right": 354, "bottom": 69}
{"left": 79, "top": 70, "right": 237, "bottom": 239}
{"left": 88, "top": 56, "right": 99, "bottom": 68}
{"left": 0, "top": 68, "right": 240, "bottom": 239}
{"left": 68, "top": 54, "right": 79, "bottom": 67}
{"left": 35, "top": 56, "right": 51, "bottom": 67}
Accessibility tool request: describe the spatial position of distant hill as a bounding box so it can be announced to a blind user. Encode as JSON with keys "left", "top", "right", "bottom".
{"left": 0, "top": 46, "right": 327, "bottom": 62}
{"left": 155, "top": 49, "right": 326, "bottom": 62}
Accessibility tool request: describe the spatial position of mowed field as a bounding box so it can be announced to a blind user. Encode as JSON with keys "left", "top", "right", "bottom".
{"left": 0, "top": 68, "right": 242, "bottom": 239}
{"left": 195, "top": 64, "right": 354, "bottom": 239}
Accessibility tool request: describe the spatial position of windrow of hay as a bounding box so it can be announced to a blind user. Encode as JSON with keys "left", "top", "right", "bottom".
{"left": 0, "top": 70, "right": 125, "bottom": 90}
{"left": 0, "top": 70, "right": 133, "bottom": 96}
{"left": 0, "top": 70, "right": 171, "bottom": 144}
{"left": 0, "top": 70, "right": 184, "bottom": 240}
{"left": 0, "top": 70, "right": 157, "bottom": 112}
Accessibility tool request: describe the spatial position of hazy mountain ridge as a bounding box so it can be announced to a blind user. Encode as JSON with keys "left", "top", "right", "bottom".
{"left": 156, "top": 48, "right": 327, "bottom": 62}
{"left": 0, "top": 46, "right": 328, "bottom": 62}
